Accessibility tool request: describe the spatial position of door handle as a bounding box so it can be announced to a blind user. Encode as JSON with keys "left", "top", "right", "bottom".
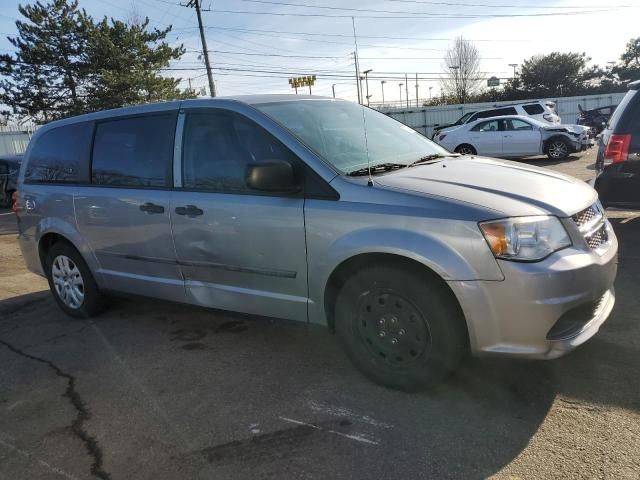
{"left": 175, "top": 205, "right": 204, "bottom": 217}
{"left": 139, "top": 202, "right": 165, "bottom": 214}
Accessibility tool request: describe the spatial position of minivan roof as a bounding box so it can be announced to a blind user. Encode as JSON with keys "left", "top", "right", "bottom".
{"left": 30, "top": 94, "right": 336, "bottom": 138}
{"left": 629, "top": 79, "right": 640, "bottom": 90}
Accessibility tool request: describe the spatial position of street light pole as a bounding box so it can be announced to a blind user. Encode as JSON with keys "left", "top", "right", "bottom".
{"left": 363, "top": 69, "right": 372, "bottom": 106}
{"left": 399, "top": 83, "right": 403, "bottom": 106}
{"left": 429, "top": 86, "right": 433, "bottom": 100}
{"left": 415, "top": 73, "right": 419, "bottom": 107}
{"left": 405, "top": 73, "right": 409, "bottom": 108}
{"left": 508, "top": 63, "right": 518, "bottom": 80}
{"left": 381, "top": 80, "right": 386, "bottom": 106}
{"left": 332, "top": 84, "right": 336, "bottom": 98}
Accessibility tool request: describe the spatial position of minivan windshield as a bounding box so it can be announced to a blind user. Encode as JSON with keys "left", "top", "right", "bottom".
{"left": 256, "top": 100, "right": 449, "bottom": 174}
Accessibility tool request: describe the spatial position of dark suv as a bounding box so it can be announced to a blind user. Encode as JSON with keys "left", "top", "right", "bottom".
{"left": 0, "top": 154, "right": 22, "bottom": 208}
{"left": 595, "top": 80, "right": 640, "bottom": 209}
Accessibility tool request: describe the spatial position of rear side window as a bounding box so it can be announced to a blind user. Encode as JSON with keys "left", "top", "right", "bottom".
{"left": 608, "top": 90, "right": 639, "bottom": 134}
{"left": 25, "top": 122, "right": 92, "bottom": 184}
{"left": 472, "top": 120, "right": 499, "bottom": 132}
{"left": 91, "top": 114, "right": 176, "bottom": 187}
{"left": 522, "top": 104, "right": 544, "bottom": 115}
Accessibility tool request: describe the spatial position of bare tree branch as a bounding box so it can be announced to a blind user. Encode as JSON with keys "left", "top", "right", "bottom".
{"left": 440, "top": 36, "right": 483, "bottom": 104}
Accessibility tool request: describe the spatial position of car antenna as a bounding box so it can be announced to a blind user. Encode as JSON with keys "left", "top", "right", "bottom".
{"left": 352, "top": 16, "right": 373, "bottom": 187}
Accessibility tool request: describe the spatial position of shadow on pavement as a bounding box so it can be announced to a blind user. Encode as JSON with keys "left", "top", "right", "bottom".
{"left": 0, "top": 216, "right": 638, "bottom": 479}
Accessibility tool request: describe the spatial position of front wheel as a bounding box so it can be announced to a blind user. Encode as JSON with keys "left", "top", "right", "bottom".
{"left": 45, "top": 242, "right": 107, "bottom": 318}
{"left": 546, "top": 138, "right": 570, "bottom": 159}
{"left": 334, "top": 264, "right": 468, "bottom": 391}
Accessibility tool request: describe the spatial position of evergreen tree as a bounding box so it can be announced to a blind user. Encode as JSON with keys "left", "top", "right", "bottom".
{"left": 85, "top": 17, "right": 192, "bottom": 111}
{"left": 0, "top": 0, "right": 90, "bottom": 122}
{"left": 1, "top": 0, "right": 193, "bottom": 123}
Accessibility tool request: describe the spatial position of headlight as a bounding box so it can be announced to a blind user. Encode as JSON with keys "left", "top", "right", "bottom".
{"left": 479, "top": 216, "right": 571, "bottom": 261}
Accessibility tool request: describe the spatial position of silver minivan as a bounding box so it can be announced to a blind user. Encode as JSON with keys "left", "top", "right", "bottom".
{"left": 15, "top": 96, "right": 618, "bottom": 390}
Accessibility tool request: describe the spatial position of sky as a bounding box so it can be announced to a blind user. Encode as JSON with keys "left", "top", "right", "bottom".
{"left": 0, "top": 0, "right": 638, "bottom": 106}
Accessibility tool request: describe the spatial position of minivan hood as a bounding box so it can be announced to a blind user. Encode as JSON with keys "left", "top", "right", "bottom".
{"left": 376, "top": 156, "right": 597, "bottom": 217}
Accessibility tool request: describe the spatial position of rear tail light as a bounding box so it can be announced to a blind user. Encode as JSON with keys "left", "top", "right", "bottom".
{"left": 438, "top": 134, "right": 447, "bottom": 141}
{"left": 603, "top": 134, "right": 631, "bottom": 165}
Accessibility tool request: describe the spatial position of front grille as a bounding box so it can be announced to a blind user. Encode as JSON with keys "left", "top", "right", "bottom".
{"left": 572, "top": 204, "right": 600, "bottom": 228}
{"left": 572, "top": 203, "right": 610, "bottom": 252}
{"left": 586, "top": 224, "right": 608, "bottom": 249}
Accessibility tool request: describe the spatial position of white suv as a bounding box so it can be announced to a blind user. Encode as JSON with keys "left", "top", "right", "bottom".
{"left": 434, "top": 101, "right": 561, "bottom": 138}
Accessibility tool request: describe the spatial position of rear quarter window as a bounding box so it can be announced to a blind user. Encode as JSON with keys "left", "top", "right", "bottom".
{"left": 609, "top": 90, "right": 640, "bottom": 135}
{"left": 24, "top": 122, "right": 93, "bottom": 184}
{"left": 522, "top": 104, "right": 545, "bottom": 115}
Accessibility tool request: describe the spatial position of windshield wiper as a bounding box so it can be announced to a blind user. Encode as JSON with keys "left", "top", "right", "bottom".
{"left": 347, "top": 162, "right": 407, "bottom": 176}
{"left": 408, "top": 153, "right": 460, "bottom": 167}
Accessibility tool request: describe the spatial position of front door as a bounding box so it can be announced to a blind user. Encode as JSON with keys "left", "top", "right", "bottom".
{"left": 170, "top": 108, "right": 308, "bottom": 321}
{"left": 502, "top": 119, "right": 541, "bottom": 157}
{"left": 75, "top": 112, "right": 186, "bottom": 303}
{"left": 469, "top": 119, "right": 503, "bottom": 156}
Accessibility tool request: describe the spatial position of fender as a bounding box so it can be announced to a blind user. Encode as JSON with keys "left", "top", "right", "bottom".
{"left": 307, "top": 226, "right": 504, "bottom": 326}
{"left": 35, "top": 216, "right": 104, "bottom": 285}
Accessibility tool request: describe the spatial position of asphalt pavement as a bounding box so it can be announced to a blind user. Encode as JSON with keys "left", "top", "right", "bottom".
{"left": 1, "top": 149, "right": 639, "bottom": 479}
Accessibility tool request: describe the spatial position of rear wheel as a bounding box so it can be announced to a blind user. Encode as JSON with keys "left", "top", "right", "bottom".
{"left": 45, "top": 242, "right": 107, "bottom": 318}
{"left": 334, "top": 264, "right": 468, "bottom": 391}
{"left": 546, "top": 138, "right": 570, "bottom": 159}
{"left": 454, "top": 144, "right": 477, "bottom": 155}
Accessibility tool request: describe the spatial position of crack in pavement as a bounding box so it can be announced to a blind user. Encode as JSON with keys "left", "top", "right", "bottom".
{"left": 0, "top": 338, "right": 111, "bottom": 480}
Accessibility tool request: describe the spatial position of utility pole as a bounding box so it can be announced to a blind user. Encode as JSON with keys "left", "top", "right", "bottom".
{"left": 332, "top": 84, "right": 336, "bottom": 98}
{"left": 185, "top": 0, "right": 215, "bottom": 97}
{"left": 352, "top": 52, "right": 361, "bottom": 104}
{"left": 399, "top": 83, "right": 403, "bottom": 106}
{"left": 415, "top": 73, "right": 419, "bottom": 107}
{"left": 404, "top": 73, "right": 409, "bottom": 108}
{"left": 429, "top": 86, "right": 433, "bottom": 101}
{"left": 381, "top": 80, "right": 386, "bottom": 106}
{"left": 188, "top": 77, "right": 193, "bottom": 91}
{"left": 363, "top": 69, "right": 372, "bottom": 106}
{"left": 351, "top": 17, "right": 363, "bottom": 104}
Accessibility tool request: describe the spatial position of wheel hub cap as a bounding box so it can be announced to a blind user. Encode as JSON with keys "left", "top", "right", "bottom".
{"left": 51, "top": 255, "right": 85, "bottom": 309}
{"left": 357, "top": 291, "right": 431, "bottom": 367}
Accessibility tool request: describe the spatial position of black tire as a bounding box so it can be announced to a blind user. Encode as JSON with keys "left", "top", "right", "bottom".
{"left": 334, "top": 263, "right": 468, "bottom": 391}
{"left": 454, "top": 144, "right": 477, "bottom": 155}
{"left": 45, "top": 241, "right": 107, "bottom": 318}
{"left": 546, "top": 137, "right": 571, "bottom": 160}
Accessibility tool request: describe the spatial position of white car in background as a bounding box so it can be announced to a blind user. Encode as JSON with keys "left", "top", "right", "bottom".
{"left": 435, "top": 115, "right": 590, "bottom": 160}
{"left": 432, "top": 100, "right": 561, "bottom": 139}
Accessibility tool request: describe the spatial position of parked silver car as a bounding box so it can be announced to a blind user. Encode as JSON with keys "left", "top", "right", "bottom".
{"left": 15, "top": 96, "right": 617, "bottom": 390}
{"left": 435, "top": 115, "right": 591, "bottom": 159}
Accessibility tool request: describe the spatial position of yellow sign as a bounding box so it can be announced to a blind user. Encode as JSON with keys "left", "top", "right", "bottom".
{"left": 289, "top": 75, "right": 317, "bottom": 89}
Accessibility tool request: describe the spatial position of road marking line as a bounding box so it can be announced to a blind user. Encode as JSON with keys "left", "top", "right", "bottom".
{"left": 307, "top": 400, "right": 393, "bottom": 429}
{"left": 0, "top": 437, "right": 79, "bottom": 480}
{"left": 279, "top": 416, "right": 379, "bottom": 446}
{"left": 0, "top": 212, "right": 14, "bottom": 216}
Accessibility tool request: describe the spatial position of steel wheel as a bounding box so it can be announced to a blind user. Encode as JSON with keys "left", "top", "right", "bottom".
{"left": 51, "top": 254, "right": 85, "bottom": 309}
{"left": 548, "top": 140, "right": 568, "bottom": 159}
{"left": 355, "top": 289, "right": 431, "bottom": 369}
{"left": 455, "top": 145, "right": 476, "bottom": 155}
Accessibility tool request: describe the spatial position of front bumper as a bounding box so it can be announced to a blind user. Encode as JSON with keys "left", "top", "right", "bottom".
{"left": 449, "top": 231, "right": 618, "bottom": 359}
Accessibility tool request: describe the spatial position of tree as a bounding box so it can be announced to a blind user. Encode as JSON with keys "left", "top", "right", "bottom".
{"left": 84, "top": 17, "right": 190, "bottom": 111}
{"left": 440, "top": 37, "right": 483, "bottom": 104}
{"left": 612, "top": 37, "right": 640, "bottom": 85}
{"left": 0, "top": 0, "right": 91, "bottom": 122}
{"left": 0, "top": 0, "right": 193, "bottom": 123}
{"left": 517, "top": 52, "right": 602, "bottom": 97}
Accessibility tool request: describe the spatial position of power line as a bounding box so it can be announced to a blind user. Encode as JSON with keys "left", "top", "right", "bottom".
{"left": 385, "top": 0, "right": 635, "bottom": 8}
{"left": 211, "top": 2, "right": 614, "bottom": 18}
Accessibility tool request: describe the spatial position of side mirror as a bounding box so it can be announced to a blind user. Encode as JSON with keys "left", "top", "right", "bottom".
{"left": 245, "top": 160, "right": 299, "bottom": 194}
